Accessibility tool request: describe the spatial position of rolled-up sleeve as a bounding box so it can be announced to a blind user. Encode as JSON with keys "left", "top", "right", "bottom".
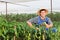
{"left": 28, "top": 18, "right": 34, "bottom": 23}
{"left": 48, "top": 18, "right": 53, "bottom": 25}
{"left": 27, "top": 17, "right": 38, "bottom": 24}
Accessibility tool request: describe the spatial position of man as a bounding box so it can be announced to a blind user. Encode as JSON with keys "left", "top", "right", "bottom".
{"left": 27, "top": 9, "right": 53, "bottom": 30}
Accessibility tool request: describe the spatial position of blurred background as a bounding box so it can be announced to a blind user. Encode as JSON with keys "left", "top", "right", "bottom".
{"left": 0, "top": 0, "right": 60, "bottom": 40}
{"left": 0, "top": 0, "right": 60, "bottom": 14}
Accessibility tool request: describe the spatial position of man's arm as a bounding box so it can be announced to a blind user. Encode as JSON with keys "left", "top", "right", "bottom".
{"left": 27, "top": 16, "right": 40, "bottom": 30}
{"left": 27, "top": 18, "right": 34, "bottom": 28}
{"left": 27, "top": 21, "right": 39, "bottom": 30}
{"left": 45, "top": 23, "right": 53, "bottom": 28}
{"left": 45, "top": 18, "right": 53, "bottom": 28}
{"left": 27, "top": 21, "right": 33, "bottom": 28}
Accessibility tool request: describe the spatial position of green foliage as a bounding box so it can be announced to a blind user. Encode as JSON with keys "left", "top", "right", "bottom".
{"left": 0, "top": 13, "right": 60, "bottom": 40}
{"left": 0, "top": 18, "right": 60, "bottom": 40}
{"left": 47, "top": 13, "right": 60, "bottom": 21}
{"left": 0, "top": 12, "right": 60, "bottom": 22}
{"left": 0, "top": 14, "right": 37, "bottom": 22}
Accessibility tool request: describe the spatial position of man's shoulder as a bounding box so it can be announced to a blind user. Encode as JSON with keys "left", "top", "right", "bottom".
{"left": 31, "top": 16, "right": 38, "bottom": 21}
{"left": 45, "top": 16, "right": 51, "bottom": 21}
{"left": 28, "top": 16, "right": 38, "bottom": 21}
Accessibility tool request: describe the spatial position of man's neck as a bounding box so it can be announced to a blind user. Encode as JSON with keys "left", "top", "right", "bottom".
{"left": 40, "top": 16, "right": 45, "bottom": 20}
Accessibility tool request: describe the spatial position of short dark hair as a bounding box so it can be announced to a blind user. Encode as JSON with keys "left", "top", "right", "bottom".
{"left": 39, "top": 9, "right": 48, "bottom": 13}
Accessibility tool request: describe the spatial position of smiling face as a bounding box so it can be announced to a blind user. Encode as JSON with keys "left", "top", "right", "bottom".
{"left": 40, "top": 11, "right": 47, "bottom": 18}
{"left": 38, "top": 9, "right": 48, "bottom": 18}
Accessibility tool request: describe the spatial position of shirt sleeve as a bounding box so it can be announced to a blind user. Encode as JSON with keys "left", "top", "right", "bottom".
{"left": 47, "top": 18, "right": 53, "bottom": 25}
{"left": 27, "top": 17, "right": 38, "bottom": 24}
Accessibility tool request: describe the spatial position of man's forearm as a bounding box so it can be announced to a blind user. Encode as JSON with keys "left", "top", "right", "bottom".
{"left": 27, "top": 21, "right": 33, "bottom": 28}
{"left": 46, "top": 24, "right": 53, "bottom": 28}
{"left": 27, "top": 21, "right": 39, "bottom": 30}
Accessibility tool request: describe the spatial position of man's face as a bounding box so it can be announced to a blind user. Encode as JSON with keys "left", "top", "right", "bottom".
{"left": 40, "top": 11, "right": 47, "bottom": 18}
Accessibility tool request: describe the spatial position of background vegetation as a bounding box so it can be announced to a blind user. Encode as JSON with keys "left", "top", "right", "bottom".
{"left": 0, "top": 12, "right": 60, "bottom": 40}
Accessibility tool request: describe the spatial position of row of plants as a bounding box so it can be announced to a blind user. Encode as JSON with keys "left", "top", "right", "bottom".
{"left": 0, "top": 16, "right": 60, "bottom": 40}
{"left": 0, "top": 12, "right": 60, "bottom": 22}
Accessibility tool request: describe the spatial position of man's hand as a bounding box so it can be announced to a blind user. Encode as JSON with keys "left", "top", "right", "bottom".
{"left": 27, "top": 21, "right": 33, "bottom": 28}
{"left": 27, "top": 21, "right": 40, "bottom": 30}
{"left": 45, "top": 23, "right": 53, "bottom": 28}
{"left": 41, "top": 22, "right": 53, "bottom": 28}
